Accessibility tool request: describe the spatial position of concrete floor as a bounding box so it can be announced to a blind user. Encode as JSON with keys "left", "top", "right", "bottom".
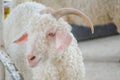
{"left": 78, "top": 35, "right": 120, "bottom": 80}
{"left": 85, "top": 62, "right": 120, "bottom": 80}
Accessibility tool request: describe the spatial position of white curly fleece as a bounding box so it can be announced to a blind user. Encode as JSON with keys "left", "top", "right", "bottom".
{"left": 3, "top": 2, "right": 85, "bottom": 80}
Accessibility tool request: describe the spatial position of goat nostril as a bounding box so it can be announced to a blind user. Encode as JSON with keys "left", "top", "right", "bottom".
{"left": 29, "top": 56, "right": 36, "bottom": 61}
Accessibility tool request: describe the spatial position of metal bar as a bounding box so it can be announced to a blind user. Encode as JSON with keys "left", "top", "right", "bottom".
{"left": 0, "top": 49, "right": 24, "bottom": 80}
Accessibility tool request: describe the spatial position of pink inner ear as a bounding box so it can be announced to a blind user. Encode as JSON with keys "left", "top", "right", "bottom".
{"left": 13, "top": 33, "right": 28, "bottom": 43}
{"left": 56, "top": 29, "right": 72, "bottom": 51}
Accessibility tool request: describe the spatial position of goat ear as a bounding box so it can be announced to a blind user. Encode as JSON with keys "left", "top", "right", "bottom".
{"left": 13, "top": 32, "right": 28, "bottom": 43}
{"left": 56, "top": 29, "right": 72, "bottom": 51}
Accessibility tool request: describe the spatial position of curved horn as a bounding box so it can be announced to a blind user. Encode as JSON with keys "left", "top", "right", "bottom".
{"left": 52, "top": 8, "right": 94, "bottom": 33}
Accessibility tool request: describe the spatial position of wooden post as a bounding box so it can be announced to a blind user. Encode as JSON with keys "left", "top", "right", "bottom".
{"left": 0, "top": 0, "right": 3, "bottom": 46}
{"left": 0, "top": 0, "right": 5, "bottom": 80}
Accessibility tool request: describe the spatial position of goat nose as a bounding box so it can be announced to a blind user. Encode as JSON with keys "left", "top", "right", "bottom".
{"left": 27, "top": 55, "right": 36, "bottom": 62}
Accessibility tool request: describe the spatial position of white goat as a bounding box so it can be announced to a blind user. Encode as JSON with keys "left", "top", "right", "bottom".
{"left": 3, "top": 2, "right": 93, "bottom": 80}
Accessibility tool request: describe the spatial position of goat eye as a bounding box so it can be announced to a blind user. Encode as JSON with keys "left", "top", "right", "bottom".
{"left": 48, "top": 33, "right": 55, "bottom": 37}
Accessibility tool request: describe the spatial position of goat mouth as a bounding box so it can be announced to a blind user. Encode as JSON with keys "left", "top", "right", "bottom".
{"left": 28, "top": 57, "right": 42, "bottom": 68}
